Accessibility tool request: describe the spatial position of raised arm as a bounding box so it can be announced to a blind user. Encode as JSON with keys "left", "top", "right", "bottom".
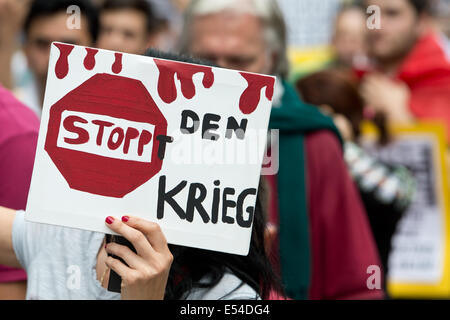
{"left": 0, "top": 206, "right": 21, "bottom": 268}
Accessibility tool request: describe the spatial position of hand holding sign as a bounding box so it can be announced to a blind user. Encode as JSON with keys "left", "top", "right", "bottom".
{"left": 104, "top": 216, "right": 173, "bottom": 300}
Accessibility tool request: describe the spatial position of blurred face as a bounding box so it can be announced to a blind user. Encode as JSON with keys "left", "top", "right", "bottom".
{"left": 332, "top": 8, "right": 368, "bottom": 66}
{"left": 25, "top": 12, "right": 92, "bottom": 83}
{"left": 189, "top": 12, "right": 273, "bottom": 74}
{"left": 366, "top": 0, "right": 425, "bottom": 64}
{"left": 97, "top": 9, "right": 150, "bottom": 54}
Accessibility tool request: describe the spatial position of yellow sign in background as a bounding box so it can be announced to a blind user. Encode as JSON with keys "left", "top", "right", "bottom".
{"left": 362, "top": 123, "right": 450, "bottom": 298}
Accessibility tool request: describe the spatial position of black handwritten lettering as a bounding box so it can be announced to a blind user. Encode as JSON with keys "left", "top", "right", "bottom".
{"left": 157, "top": 175, "right": 187, "bottom": 220}
{"left": 186, "top": 183, "right": 210, "bottom": 223}
{"left": 202, "top": 113, "right": 221, "bottom": 141}
{"left": 156, "top": 135, "right": 174, "bottom": 160}
{"left": 225, "top": 117, "right": 248, "bottom": 140}
{"left": 236, "top": 188, "right": 256, "bottom": 228}
{"left": 180, "top": 110, "right": 200, "bottom": 134}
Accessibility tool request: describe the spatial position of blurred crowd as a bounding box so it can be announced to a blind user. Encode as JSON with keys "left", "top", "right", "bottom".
{"left": 0, "top": 0, "right": 450, "bottom": 300}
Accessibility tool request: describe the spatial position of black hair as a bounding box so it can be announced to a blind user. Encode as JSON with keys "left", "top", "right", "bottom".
{"left": 101, "top": 0, "right": 164, "bottom": 34}
{"left": 166, "top": 184, "right": 281, "bottom": 299}
{"left": 24, "top": 0, "right": 99, "bottom": 41}
{"left": 358, "top": 0, "right": 431, "bottom": 15}
{"left": 165, "top": 188, "right": 282, "bottom": 299}
{"left": 144, "top": 48, "right": 285, "bottom": 299}
{"left": 407, "top": 0, "right": 431, "bottom": 14}
{"left": 145, "top": 48, "right": 217, "bottom": 67}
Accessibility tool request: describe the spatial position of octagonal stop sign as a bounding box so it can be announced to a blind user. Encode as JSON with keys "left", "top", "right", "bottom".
{"left": 45, "top": 73, "right": 167, "bottom": 198}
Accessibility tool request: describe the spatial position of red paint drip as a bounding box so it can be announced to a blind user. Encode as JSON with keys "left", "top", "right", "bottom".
{"left": 112, "top": 53, "right": 123, "bottom": 74}
{"left": 54, "top": 43, "right": 74, "bottom": 79}
{"left": 154, "top": 59, "right": 214, "bottom": 104}
{"left": 238, "top": 72, "right": 275, "bottom": 115}
{"left": 83, "top": 48, "right": 98, "bottom": 70}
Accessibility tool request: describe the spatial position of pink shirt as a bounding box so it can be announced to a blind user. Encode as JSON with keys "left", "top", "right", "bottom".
{"left": 0, "top": 85, "right": 39, "bottom": 282}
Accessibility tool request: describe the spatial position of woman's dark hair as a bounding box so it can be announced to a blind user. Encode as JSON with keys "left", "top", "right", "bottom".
{"left": 144, "top": 49, "right": 284, "bottom": 300}
{"left": 408, "top": 0, "right": 432, "bottom": 15}
{"left": 165, "top": 181, "right": 283, "bottom": 299}
{"left": 24, "top": 0, "right": 99, "bottom": 41}
{"left": 296, "top": 69, "right": 389, "bottom": 144}
{"left": 359, "top": 0, "right": 431, "bottom": 15}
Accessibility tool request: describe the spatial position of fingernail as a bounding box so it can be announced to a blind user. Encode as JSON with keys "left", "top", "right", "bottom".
{"left": 105, "top": 216, "right": 114, "bottom": 224}
{"left": 122, "top": 216, "right": 130, "bottom": 222}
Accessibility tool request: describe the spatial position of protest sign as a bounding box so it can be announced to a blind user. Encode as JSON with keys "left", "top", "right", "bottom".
{"left": 25, "top": 42, "right": 275, "bottom": 256}
{"left": 362, "top": 123, "right": 450, "bottom": 298}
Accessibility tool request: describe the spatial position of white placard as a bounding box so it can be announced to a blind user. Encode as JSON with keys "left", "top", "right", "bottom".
{"left": 25, "top": 42, "right": 275, "bottom": 256}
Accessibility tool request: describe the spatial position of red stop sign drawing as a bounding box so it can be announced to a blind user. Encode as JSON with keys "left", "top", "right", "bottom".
{"left": 45, "top": 73, "right": 167, "bottom": 198}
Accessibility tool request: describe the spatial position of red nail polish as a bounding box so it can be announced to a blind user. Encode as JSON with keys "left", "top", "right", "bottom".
{"left": 105, "top": 216, "right": 114, "bottom": 224}
{"left": 122, "top": 216, "right": 130, "bottom": 222}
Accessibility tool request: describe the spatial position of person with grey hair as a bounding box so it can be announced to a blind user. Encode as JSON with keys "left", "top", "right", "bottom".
{"left": 180, "top": 0, "right": 384, "bottom": 300}
{"left": 178, "top": 0, "right": 289, "bottom": 79}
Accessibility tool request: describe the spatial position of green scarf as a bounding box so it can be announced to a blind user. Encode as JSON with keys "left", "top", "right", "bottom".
{"left": 268, "top": 81, "right": 342, "bottom": 299}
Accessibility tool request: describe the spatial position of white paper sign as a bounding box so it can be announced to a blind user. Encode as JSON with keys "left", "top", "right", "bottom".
{"left": 25, "top": 42, "right": 275, "bottom": 255}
